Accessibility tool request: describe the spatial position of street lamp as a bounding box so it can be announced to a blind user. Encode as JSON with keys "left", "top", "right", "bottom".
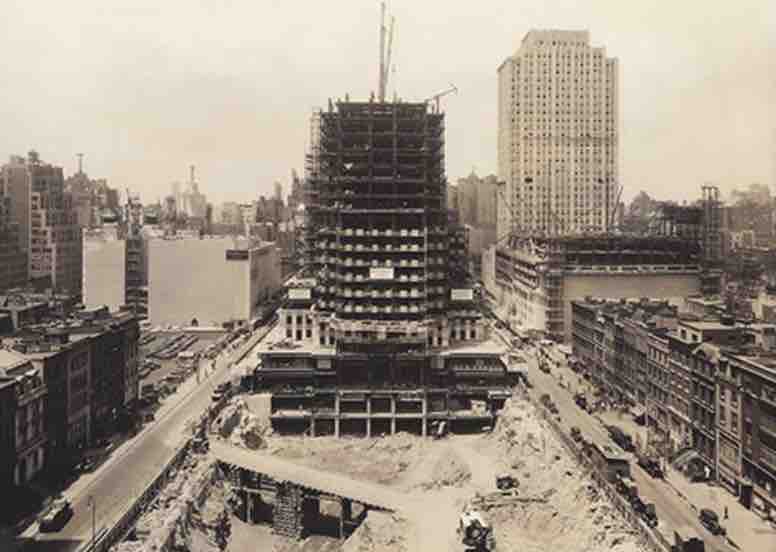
{"left": 87, "top": 495, "right": 96, "bottom": 551}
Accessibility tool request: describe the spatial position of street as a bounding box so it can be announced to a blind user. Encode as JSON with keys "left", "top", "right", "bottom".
{"left": 18, "top": 326, "right": 271, "bottom": 552}
{"left": 512, "top": 337, "right": 737, "bottom": 552}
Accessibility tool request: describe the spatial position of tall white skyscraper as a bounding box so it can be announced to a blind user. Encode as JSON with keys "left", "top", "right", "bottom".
{"left": 497, "top": 30, "right": 619, "bottom": 238}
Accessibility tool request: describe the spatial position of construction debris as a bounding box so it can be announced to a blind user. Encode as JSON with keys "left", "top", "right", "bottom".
{"left": 478, "top": 398, "right": 644, "bottom": 552}
{"left": 342, "top": 512, "right": 410, "bottom": 552}
{"left": 213, "top": 396, "right": 272, "bottom": 450}
{"left": 419, "top": 448, "right": 471, "bottom": 490}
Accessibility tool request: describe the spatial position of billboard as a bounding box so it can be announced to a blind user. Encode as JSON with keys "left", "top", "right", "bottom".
{"left": 225, "top": 249, "right": 249, "bottom": 261}
{"left": 288, "top": 288, "right": 312, "bottom": 300}
{"left": 451, "top": 288, "right": 474, "bottom": 301}
{"left": 369, "top": 267, "right": 395, "bottom": 280}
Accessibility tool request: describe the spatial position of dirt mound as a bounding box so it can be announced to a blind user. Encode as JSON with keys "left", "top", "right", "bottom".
{"left": 419, "top": 449, "right": 471, "bottom": 490}
{"left": 267, "top": 432, "right": 427, "bottom": 486}
{"left": 478, "top": 398, "right": 645, "bottom": 552}
{"left": 342, "top": 511, "right": 409, "bottom": 552}
{"left": 213, "top": 397, "right": 272, "bottom": 449}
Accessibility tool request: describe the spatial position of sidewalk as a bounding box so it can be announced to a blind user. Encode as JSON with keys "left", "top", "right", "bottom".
{"left": 663, "top": 467, "right": 776, "bottom": 551}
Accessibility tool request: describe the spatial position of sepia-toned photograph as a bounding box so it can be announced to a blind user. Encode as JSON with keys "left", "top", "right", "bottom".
{"left": 0, "top": 1, "right": 774, "bottom": 551}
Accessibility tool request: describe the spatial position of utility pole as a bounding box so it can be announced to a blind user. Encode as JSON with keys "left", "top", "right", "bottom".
{"left": 87, "top": 495, "right": 96, "bottom": 551}
{"left": 77, "top": 153, "right": 84, "bottom": 175}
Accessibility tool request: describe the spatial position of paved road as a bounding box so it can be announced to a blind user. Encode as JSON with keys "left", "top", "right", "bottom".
{"left": 513, "top": 338, "right": 735, "bottom": 552}
{"left": 20, "top": 326, "right": 272, "bottom": 552}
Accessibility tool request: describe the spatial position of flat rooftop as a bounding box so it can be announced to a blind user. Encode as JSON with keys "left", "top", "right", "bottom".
{"left": 256, "top": 325, "right": 335, "bottom": 356}
{"left": 256, "top": 325, "right": 506, "bottom": 357}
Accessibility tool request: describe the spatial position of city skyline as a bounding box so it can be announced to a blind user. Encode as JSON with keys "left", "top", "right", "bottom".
{"left": 0, "top": 0, "right": 773, "bottom": 206}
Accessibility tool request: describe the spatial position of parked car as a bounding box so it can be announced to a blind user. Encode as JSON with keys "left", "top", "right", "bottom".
{"left": 570, "top": 426, "right": 582, "bottom": 442}
{"left": 635, "top": 501, "right": 658, "bottom": 528}
{"left": 606, "top": 425, "right": 635, "bottom": 452}
{"left": 699, "top": 508, "right": 726, "bottom": 536}
{"left": 637, "top": 455, "right": 664, "bottom": 479}
{"left": 40, "top": 499, "right": 73, "bottom": 532}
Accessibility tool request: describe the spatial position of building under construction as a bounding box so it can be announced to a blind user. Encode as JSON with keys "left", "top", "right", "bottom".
{"left": 254, "top": 99, "right": 510, "bottom": 436}
{"left": 493, "top": 234, "right": 720, "bottom": 342}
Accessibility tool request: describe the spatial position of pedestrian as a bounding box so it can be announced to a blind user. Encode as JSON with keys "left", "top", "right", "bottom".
{"left": 724, "top": 506, "right": 728, "bottom": 520}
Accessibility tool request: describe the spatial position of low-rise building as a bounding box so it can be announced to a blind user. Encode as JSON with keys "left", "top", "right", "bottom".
{"left": 148, "top": 237, "right": 281, "bottom": 327}
{"left": 3, "top": 308, "right": 139, "bottom": 473}
{"left": 720, "top": 353, "right": 776, "bottom": 517}
{"left": 572, "top": 294, "right": 776, "bottom": 518}
{"left": 0, "top": 350, "right": 47, "bottom": 490}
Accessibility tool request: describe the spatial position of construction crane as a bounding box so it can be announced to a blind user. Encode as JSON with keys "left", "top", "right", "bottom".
{"left": 378, "top": 2, "right": 395, "bottom": 102}
{"left": 426, "top": 84, "right": 458, "bottom": 113}
{"left": 607, "top": 182, "right": 623, "bottom": 232}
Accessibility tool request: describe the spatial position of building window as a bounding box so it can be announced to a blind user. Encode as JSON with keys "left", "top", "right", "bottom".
{"left": 286, "top": 329, "right": 292, "bottom": 339}
{"left": 306, "top": 329, "right": 312, "bottom": 339}
{"left": 296, "top": 330, "right": 302, "bottom": 341}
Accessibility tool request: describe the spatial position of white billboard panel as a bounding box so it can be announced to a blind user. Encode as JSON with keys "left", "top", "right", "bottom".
{"left": 369, "top": 267, "right": 395, "bottom": 280}
{"left": 451, "top": 288, "right": 474, "bottom": 301}
{"left": 288, "top": 288, "right": 312, "bottom": 300}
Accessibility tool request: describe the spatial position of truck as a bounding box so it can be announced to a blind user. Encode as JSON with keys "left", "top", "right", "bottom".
{"left": 458, "top": 508, "right": 496, "bottom": 551}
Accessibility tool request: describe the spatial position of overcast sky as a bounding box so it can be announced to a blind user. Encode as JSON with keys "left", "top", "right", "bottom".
{"left": 1, "top": 0, "right": 774, "bottom": 205}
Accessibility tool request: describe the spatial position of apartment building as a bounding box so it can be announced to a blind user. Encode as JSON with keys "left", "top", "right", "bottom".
{"left": 0, "top": 350, "right": 47, "bottom": 490}
{"left": 721, "top": 353, "right": 776, "bottom": 517}
{"left": 2, "top": 152, "right": 82, "bottom": 298}
{"left": 0, "top": 184, "right": 27, "bottom": 291}
{"left": 497, "top": 30, "right": 618, "bottom": 237}
{"left": 3, "top": 308, "right": 139, "bottom": 473}
{"left": 571, "top": 297, "right": 776, "bottom": 518}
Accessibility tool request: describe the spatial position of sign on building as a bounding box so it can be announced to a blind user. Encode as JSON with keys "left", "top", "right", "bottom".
{"left": 225, "top": 250, "right": 250, "bottom": 261}
{"left": 369, "top": 267, "right": 395, "bottom": 280}
{"left": 288, "top": 288, "right": 312, "bottom": 300}
{"left": 451, "top": 288, "right": 474, "bottom": 301}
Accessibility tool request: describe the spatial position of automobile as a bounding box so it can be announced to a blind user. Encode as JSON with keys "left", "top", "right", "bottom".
{"left": 496, "top": 473, "right": 518, "bottom": 490}
{"left": 635, "top": 500, "right": 658, "bottom": 528}
{"left": 77, "top": 457, "right": 96, "bottom": 473}
{"left": 699, "top": 508, "right": 726, "bottom": 536}
{"left": 570, "top": 426, "right": 582, "bottom": 442}
{"left": 637, "top": 455, "right": 664, "bottom": 479}
{"left": 606, "top": 425, "right": 635, "bottom": 452}
{"left": 39, "top": 499, "right": 73, "bottom": 532}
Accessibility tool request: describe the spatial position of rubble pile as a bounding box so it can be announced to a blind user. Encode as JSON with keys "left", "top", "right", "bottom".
{"left": 419, "top": 449, "right": 471, "bottom": 490}
{"left": 114, "top": 452, "right": 216, "bottom": 552}
{"left": 342, "top": 512, "right": 410, "bottom": 552}
{"left": 268, "top": 432, "right": 427, "bottom": 485}
{"left": 213, "top": 397, "right": 272, "bottom": 450}
{"left": 480, "top": 399, "right": 644, "bottom": 552}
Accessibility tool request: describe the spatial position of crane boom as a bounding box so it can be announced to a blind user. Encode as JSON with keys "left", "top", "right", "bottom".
{"left": 425, "top": 84, "right": 458, "bottom": 113}
{"left": 384, "top": 16, "right": 395, "bottom": 98}
{"left": 379, "top": 2, "right": 386, "bottom": 101}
